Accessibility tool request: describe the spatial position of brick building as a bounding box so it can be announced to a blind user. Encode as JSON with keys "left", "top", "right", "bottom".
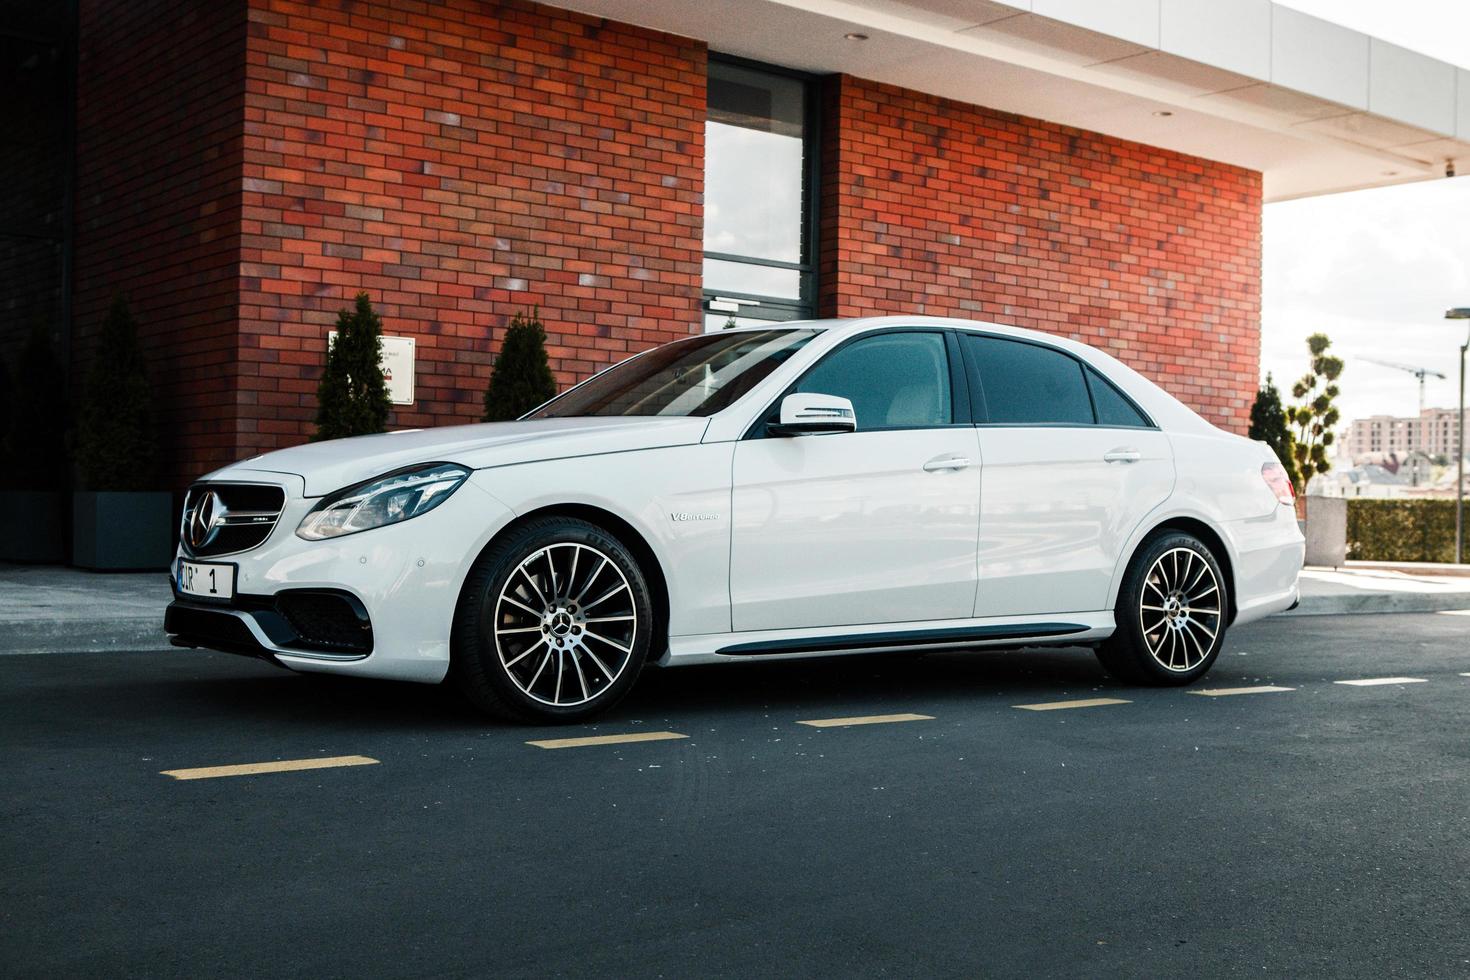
{"left": 5, "top": 0, "right": 1469, "bottom": 491}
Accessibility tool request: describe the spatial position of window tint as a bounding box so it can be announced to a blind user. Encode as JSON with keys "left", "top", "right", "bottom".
{"left": 1086, "top": 367, "right": 1150, "bottom": 427}
{"left": 796, "top": 332, "right": 952, "bottom": 431}
{"left": 965, "top": 335, "right": 1093, "bottom": 425}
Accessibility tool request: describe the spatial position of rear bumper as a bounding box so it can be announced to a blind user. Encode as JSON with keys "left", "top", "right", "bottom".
{"left": 1229, "top": 504, "right": 1306, "bottom": 627}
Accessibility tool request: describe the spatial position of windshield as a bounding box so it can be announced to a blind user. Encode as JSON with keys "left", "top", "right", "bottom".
{"left": 530, "top": 329, "right": 817, "bottom": 419}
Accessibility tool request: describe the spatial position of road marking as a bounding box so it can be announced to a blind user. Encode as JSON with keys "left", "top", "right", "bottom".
{"left": 1460, "top": 673, "right": 1470, "bottom": 678}
{"left": 797, "top": 713, "right": 934, "bottom": 728}
{"left": 1334, "top": 677, "right": 1427, "bottom": 687}
{"left": 161, "top": 755, "right": 379, "bottom": 780}
{"left": 1189, "top": 685, "right": 1295, "bottom": 697}
{"left": 526, "top": 731, "right": 688, "bottom": 749}
{"left": 1437, "top": 610, "right": 1470, "bottom": 616}
{"left": 1013, "top": 698, "right": 1130, "bottom": 711}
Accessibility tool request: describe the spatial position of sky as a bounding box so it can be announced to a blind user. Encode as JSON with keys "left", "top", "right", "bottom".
{"left": 1261, "top": 0, "right": 1470, "bottom": 427}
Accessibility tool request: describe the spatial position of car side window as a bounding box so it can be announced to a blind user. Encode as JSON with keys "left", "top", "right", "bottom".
{"left": 1086, "top": 366, "right": 1151, "bottom": 428}
{"left": 796, "top": 332, "right": 952, "bottom": 431}
{"left": 965, "top": 334, "right": 1093, "bottom": 425}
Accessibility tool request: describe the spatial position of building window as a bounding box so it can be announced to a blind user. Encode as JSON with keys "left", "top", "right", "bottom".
{"left": 702, "top": 57, "right": 818, "bottom": 331}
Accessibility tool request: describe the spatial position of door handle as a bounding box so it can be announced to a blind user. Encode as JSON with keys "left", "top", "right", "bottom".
{"left": 1103, "top": 448, "right": 1141, "bottom": 464}
{"left": 923, "top": 455, "right": 972, "bottom": 472}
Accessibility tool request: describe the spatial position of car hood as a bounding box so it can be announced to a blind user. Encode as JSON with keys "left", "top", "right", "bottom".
{"left": 205, "top": 416, "right": 711, "bottom": 496}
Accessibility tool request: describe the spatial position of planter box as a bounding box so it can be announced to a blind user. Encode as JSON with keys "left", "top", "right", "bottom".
{"left": 1303, "top": 495, "right": 1347, "bottom": 568}
{"left": 0, "top": 491, "right": 66, "bottom": 563}
{"left": 72, "top": 491, "right": 175, "bottom": 571}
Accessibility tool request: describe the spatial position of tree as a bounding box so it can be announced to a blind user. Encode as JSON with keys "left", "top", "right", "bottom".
{"left": 1248, "top": 373, "right": 1300, "bottom": 490}
{"left": 76, "top": 296, "right": 157, "bottom": 490}
{"left": 483, "top": 307, "right": 557, "bottom": 422}
{"left": 1287, "top": 332, "right": 1343, "bottom": 492}
{"left": 315, "top": 292, "right": 392, "bottom": 441}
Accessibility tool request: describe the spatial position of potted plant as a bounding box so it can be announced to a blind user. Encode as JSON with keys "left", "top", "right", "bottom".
{"left": 71, "top": 296, "right": 173, "bottom": 570}
{"left": 0, "top": 324, "right": 69, "bottom": 562}
{"left": 483, "top": 307, "right": 557, "bottom": 421}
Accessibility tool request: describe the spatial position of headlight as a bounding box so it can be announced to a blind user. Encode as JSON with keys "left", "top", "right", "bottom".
{"left": 296, "top": 463, "right": 470, "bottom": 540}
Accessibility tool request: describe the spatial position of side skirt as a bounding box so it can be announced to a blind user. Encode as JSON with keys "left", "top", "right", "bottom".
{"left": 659, "top": 613, "right": 1115, "bottom": 666}
{"left": 716, "top": 622, "right": 1088, "bottom": 656}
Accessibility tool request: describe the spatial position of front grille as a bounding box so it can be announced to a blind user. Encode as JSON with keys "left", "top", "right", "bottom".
{"left": 180, "top": 482, "right": 287, "bottom": 558}
{"left": 274, "top": 590, "right": 374, "bottom": 654}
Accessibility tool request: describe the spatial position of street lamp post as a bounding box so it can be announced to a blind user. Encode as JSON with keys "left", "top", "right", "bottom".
{"left": 1447, "top": 307, "right": 1470, "bottom": 564}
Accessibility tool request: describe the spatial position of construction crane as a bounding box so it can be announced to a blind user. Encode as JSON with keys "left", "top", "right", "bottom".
{"left": 1362, "top": 357, "right": 1447, "bottom": 415}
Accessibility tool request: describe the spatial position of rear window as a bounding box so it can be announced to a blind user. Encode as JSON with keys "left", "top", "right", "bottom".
{"left": 965, "top": 335, "right": 1093, "bottom": 425}
{"left": 1086, "top": 366, "right": 1151, "bottom": 428}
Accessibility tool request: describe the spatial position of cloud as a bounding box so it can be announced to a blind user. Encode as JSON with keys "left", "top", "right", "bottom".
{"left": 1263, "top": 176, "right": 1470, "bottom": 423}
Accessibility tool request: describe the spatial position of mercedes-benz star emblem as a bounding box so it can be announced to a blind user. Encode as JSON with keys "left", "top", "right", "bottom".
{"left": 187, "top": 492, "right": 227, "bottom": 550}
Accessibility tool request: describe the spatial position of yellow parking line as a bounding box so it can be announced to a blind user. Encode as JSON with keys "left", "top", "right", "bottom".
{"left": 161, "top": 755, "right": 379, "bottom": 780}
{"left": 526, "top": 731, "right": 688, "bottom": 749}
{"left": 1013, "top": 697, "right": 1130, "bottom": 711}
{"left": 1334, "top": 677, "right": 1427, "bottom": 687}
{"left": 797, "top": 713, "right": 934, "bottom": 728}
{"left": 1189, "top": 685, "right": 1295, "bottom": 697}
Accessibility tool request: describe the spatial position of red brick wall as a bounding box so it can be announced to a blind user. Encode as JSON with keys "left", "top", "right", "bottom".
{"left": 237, "top": 0, "right": 706, "bottom": 453}
{"left": 819, "top": 75, "right": 1261, "bottom": 432}
{"left": 74, "top": 0, "right": 248, "bottom": 488}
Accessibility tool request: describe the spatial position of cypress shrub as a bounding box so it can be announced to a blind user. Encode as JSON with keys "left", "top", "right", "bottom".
{"left": 1346, "top": 498, "right": 1458, "bottom": 563}
{"left": 1248, "top": 375, "right": 1300, "bottom": 490}
{"left": 483, "top": 307, "right": 557, "bottom": 422}
{"left": 6, "top": 323, "right": 68, "bottom": 490}
{"left": 315, "top": 292, "right": 392, "bottom": 441}
{"left": 76, "top": 296, "right": 156, "bottom": 491}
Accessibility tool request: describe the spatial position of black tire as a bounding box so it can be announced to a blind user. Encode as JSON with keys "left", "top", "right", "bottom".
{"left": 451, "top": 516, "right": 653, "bottom": 723}
{"left": 1095, "top": 532, "right": 1229, "bottom": 686}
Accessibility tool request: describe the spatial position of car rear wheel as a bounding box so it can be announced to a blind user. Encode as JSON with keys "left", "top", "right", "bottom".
{"left": 452, "top": 516, "right": 652, "bottom": 723}
{"left": 1095, "top": 532, "right": 1228, "bottom": 686}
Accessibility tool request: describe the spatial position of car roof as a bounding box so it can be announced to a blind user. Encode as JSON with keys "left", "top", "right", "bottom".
{"left": 727, "top": 315, "right": 1062, "bottom": 343}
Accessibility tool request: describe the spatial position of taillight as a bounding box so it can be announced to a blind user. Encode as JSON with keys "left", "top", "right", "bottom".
{"left": 1261, "top": 461, "right": 1295, "bottom": 506}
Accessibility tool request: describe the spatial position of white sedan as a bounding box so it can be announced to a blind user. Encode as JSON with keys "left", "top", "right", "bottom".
{"left": 167, "top": 316, "right": 1303, "bottom": 722}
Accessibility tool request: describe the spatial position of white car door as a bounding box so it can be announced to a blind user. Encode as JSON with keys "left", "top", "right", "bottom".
{"left": 960, "top": 333, "right": 1175, "bottom": 618}
{"left": 730, "top": 330, "right": 982, "bottom": 632}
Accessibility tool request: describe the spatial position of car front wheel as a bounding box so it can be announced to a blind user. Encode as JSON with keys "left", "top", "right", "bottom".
{"left": 452, "top": 516, "right": 652, "bottom": 723}
{"left": 1095, "top": 532, "right": 1228, "bottom": 686}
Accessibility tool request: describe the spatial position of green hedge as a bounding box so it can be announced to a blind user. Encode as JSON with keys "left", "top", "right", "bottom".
{"left": 1345, "top": 498, "right": 1460, "bottom": 563}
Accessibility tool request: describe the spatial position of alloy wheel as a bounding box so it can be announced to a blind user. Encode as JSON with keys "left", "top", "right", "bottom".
{"left": 1139, "top": 547, "right": 1221, "bottom": 672}
{"left": 490, "top": 542, "right": 638, "bottom": 706}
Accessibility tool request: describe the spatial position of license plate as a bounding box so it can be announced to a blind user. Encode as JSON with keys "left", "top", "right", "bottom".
{"left": 177, "top": 560, "right": 235, "bottom": 600}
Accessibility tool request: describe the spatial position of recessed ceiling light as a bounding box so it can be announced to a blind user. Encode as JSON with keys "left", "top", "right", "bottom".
{"left": 844, "top": 32, "right": 869, "bottom": 41}
{"left": 1152, "top": 110, "right": 1173, "bottom": 117}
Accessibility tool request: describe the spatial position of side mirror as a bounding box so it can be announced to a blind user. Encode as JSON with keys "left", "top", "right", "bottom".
{"left": 768, "top": 392, "right": 857, "bottom": 437}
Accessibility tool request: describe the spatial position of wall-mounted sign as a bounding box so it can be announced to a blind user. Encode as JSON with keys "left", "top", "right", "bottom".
{"left": 327, "top": 332, "right": 416, "bottom": 406}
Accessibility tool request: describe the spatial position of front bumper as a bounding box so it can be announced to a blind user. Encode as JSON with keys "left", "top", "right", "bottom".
{"left": 166, "top": 589, "right": 374, "bottom": 664}
{"left": 164, "top": 469, "right": 518, "bottom": 683}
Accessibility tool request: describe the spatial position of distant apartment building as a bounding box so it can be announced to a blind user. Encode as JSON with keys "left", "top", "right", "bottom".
{"left": 1347, "top": 408, "right": 1464, "bottom": 458}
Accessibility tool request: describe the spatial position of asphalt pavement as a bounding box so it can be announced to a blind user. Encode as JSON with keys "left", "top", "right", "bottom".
{"left": 3, "top": 611, "right": 1470, "bottom": 978}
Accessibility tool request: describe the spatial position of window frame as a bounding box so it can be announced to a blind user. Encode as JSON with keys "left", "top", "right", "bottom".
{"left": 743, "top": 327, "right": 972, "bottom": 440}
{"left": 702, "top": 53, "right": 822, "bottom": 326}
{"left": 957, "top": 330, "right": 1158, "bottom": 431}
